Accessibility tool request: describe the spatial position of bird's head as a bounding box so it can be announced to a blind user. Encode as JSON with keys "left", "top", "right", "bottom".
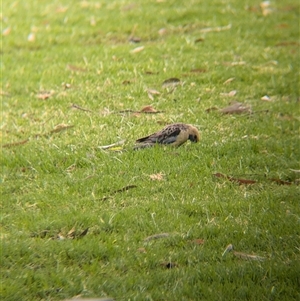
{"left": 188, "top": 125, "right": 200, "bottom": 143}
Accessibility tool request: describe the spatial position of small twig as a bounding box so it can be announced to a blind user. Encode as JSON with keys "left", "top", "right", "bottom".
{"left": 71, "top": 103, "right": 93, "bottom": 112}
{"left": 2, "top": 139, "right": 29, "bottom": 148}
{"left": 102, "top": 185, "right": 137, "bottom": 200}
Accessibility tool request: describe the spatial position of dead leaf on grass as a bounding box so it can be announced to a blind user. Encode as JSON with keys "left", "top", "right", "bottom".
{"left": 158, "top": 28, "right": 167, "bottom": 35}
{"left": 233, "top": 251, "right": 266, "bottom": 261}
{"left": 223, "top": 77, "right": 235, "bottom": 85}
{"left": 190, "top": 239, "right": 205, "bottom": 245}
{"left": 190, "top": 68, "right": 207, "bottom": 73}
{"left": 270, "top": 178, "right": 293, "bottom": 186}
{"left": 220, "top": 102, "right": 251, "bottom": 114}
{"left": 260, "top": 1, "right": 273, "bottom": 16}
{"left": 213, "top": 173, "right": 257, "bottom": 185}
{"left": 67, "top": 227, "right": 76, "bottom": 239}
{"left": 131, "top": 46, "right": 144, "bottom": 53}
{"left": 137, "top": 247, "right": 147, "bottom": 253}
{"left": 49, "top": 124, "right": 74, "bottom": 135}
{"left": 222, "top": 61, "right": 246, "bottom": 66}
{"left": 56, "top": 6, "right": 68, "bottom": 13}
{"left": 149, "top": 172, "right": 165, "bottom": 181}
{"left": 67, "top": 64, "right": 87, "bottom": 72}
{"left": 200, "top": 23, "right": 231, "bottom": 33}
{"left": 36, "top": 90, "right": 55, "bottom": 100}
{"left": 220, "top": 90, "right": 237, "bottom": 97}
{"left": 275, "top": 41, "right": 300, "bottom": 47}
{"left": 222, "top": 243, "right": 266, "bottom": 260}
{"left": 147, "top": 88, "right": 160, "bottom": 95}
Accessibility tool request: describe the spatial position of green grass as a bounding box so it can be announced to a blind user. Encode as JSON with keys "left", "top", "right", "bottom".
{"left": 1, "top": 0, "right": 300, "bottom": 300}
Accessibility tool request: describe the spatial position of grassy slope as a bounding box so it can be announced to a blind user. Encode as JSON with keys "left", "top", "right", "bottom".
{"left": 1, "top": 0, "right": 299, "bottom": 300}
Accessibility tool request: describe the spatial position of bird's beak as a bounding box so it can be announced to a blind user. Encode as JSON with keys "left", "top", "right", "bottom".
{"left": 188, "top": 134, "right": 198, "bottom": 142}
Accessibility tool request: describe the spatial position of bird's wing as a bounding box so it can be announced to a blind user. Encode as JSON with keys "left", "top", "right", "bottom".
{"left": 136, "top": 128, "right": 181, "bottom": 145}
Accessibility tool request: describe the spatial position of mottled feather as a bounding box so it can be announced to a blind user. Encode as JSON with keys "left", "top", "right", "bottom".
{"left": 135, "top": 123, "right": 200, "bottom": 149}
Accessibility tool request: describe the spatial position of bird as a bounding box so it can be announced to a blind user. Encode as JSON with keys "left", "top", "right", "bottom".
{"left": 134, "top": 123, "right": 200, "bottom": 149}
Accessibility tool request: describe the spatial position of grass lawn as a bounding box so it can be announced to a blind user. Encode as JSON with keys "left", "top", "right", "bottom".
{"left": 1, "top": 0, "right": 299, "bottom": 300}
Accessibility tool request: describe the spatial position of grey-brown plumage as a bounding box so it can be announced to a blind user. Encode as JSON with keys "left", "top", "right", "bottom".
{"left": 134, "top": 123, "right": 200, "bottom": 149}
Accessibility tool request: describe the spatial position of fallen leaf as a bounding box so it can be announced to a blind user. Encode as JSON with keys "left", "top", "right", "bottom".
{"left": 275, "top": 41, "right": 299, "bottom": 47}
{"left": 37, "top": 90, "right": 55, "bottom": 100}
{"left": 213, "top": 173, "right": 257, "bottom": 185}
{"left": 200, "top": 23, "right": 231, "bottom": 33}
{"left": 190, "top": 239, "right": 205, "bottom": 245}
{"left": 49, "top": 124, "right": 74, "bottom": 134}
{"left": 158, "top": 28, "right": 167, "bottom": 35}
{"left": 220, "top": 102, "right": 251, "bottom": 114}
{"left": 67, "top": 227, "right": 76, "bottom": 239}
{"left": 223, "top": 77, "right": 235, "bottom": 85}
{"left": 56, "top": 6, "right": 68, "bottom": 13}
{"left": 131, "top": 46, "right": 144, "bottom": 53}
{"left": 220, "top": 90, "right": 237, "bottom": 97}
{"left": 270, "top": 178, "right": 292, "bottom": 185}
{"left": 190, "top": 68, "right": 207, "bottom": 73}
{"left": 137, "top": 248, "right": 147, "bottom": 253}
{"left": 149, "top": 172, "right": 165, "bottom": 181}
{"left": 233, "top": 251, "right": 266, "bottom": 261}
{"left": 147, "top": 88, "right": 160, "bottom": 95}
{"left": 67, "top": 64, "right": 87, "bottom": 72}
{"left": 222, "top": 61, "right": 246, "bottom": 66}
{"left": 144, "top": 233, "right": 170, "bottom": 242}
{"left": 260, "top": 1, "right": 273, "bottom": 16}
